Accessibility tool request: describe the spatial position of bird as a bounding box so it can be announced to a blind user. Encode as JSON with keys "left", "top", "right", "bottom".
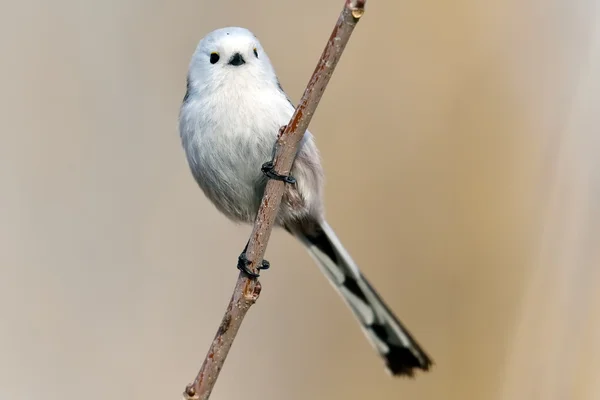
{"left": 178, "top": 26, "right": 432, "bottom": 376}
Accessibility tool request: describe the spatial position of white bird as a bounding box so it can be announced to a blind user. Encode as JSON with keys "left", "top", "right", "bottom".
{"left": 179, "top": 26, "right": 432, "bottom": 376}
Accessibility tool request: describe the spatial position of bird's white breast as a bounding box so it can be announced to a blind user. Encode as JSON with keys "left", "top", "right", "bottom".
{"left": 180, "top": 81, "right": 294, "bottom": 222}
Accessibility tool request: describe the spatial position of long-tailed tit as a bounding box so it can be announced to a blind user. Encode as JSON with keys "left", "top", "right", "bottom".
{"left": 178, "top": 27, "right": 432, "bottom": 376}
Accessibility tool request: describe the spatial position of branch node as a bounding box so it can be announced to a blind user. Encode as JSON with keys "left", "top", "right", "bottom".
{"left": 347, "top": 0, "right": 366, "bottom": 18}
{"left": 183, "top": 385, "right": 199, "bottom": 400}
{"left": 243, "top": 280, "right": 262, "bottom": 302}
{"left": 277, "top": 124, "right": 287, "bottom": 139}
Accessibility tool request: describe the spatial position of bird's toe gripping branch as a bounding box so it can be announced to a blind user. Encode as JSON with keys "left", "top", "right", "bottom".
{"left": 261, "top": 124, "right": 296, "bottom": 184}
{"left": 237, "top": 251, "right": 270, "bottom": 278}
{"left": 261, "top": 161, "right": 296, "bottom": 184}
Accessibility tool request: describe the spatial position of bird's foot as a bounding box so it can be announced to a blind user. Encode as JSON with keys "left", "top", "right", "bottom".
{"left": 237, "top": 251, "right": 270, "bottom": 278}
{"left": 261, "top": 161, "right": 296, "bottom": 184}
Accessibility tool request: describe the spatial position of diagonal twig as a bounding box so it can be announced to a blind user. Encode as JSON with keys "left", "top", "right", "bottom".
{"left": 183, "top": 1, "right": 367, "bottom": 399}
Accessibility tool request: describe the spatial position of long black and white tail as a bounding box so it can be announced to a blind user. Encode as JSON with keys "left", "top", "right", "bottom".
{"left": 292, "top": 220, "right": 432, "bottom": 376}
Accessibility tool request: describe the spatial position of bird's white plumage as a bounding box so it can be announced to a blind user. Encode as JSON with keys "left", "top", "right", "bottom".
{"left": 179, "top": 27, "right": 432, "bottom": 376}
{"left": 180, "top": 27, "right": 324, "bottom": 226}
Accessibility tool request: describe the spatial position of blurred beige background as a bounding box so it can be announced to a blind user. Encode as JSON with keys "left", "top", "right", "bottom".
{"left": 1, "top": 0, "right": 599, "bottom": 399}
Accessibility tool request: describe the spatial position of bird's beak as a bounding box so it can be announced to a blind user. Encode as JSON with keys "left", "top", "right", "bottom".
{"left": 228, "top": 53, "right": 246, "bottom": 66}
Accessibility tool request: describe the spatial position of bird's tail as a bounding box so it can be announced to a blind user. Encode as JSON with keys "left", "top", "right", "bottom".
{"left": 292, "top": 220, "right": 433, "bottom": 376}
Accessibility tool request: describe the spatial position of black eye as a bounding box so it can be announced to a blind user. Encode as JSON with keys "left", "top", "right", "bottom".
{"left": 210, "top": 53, "right": 220, "bottom": 64}
{"left": 253, "top": 48, "right": 258, "bottom": 58}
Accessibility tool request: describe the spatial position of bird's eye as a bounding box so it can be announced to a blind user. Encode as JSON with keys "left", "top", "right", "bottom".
{"left": 253, "top": 48, "right": 259, "bottom": 58}
{"left": 210, "top": 52, "right": 220, "bottom": 64}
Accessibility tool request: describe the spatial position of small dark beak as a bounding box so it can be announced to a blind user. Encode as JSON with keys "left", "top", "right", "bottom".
{"left": 228, "top": 53, "right": 245, "bottom": 66}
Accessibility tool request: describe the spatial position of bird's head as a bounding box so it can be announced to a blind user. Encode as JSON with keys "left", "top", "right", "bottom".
{"left": 186, "top": 27, "right": 278, "bottom": 97}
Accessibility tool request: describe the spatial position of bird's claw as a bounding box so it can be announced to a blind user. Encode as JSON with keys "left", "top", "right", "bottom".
{"left": 237, "top": 252, "right": 270, "bottom": 278}
{"left": 261, "top": 161, "right": 296, "bottom": 184}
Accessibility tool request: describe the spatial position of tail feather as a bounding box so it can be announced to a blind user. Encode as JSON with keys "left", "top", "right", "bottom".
{"left": 292, "top": 220, "right": 433, "bottom": 376}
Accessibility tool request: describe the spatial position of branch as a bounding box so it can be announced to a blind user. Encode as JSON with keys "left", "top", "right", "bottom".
{"left": 183, "top": 1, "right": 367, "bottom": 399}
